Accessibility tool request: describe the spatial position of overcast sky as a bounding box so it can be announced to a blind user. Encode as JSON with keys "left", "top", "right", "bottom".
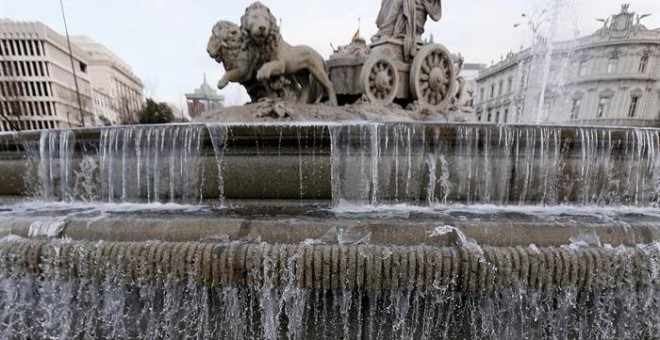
{"left": 1, "top": 0, "right": 659, "bottom": 107}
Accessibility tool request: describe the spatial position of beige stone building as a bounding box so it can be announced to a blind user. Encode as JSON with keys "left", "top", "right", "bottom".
{"left": 474, "top": 5, "right": 660, "bottom": 127}
{"left": 0, "top": 19, "right": 143, "bottom": 131}
{"left": 70, "top": 36, "right": 143, "bottom": 125}
{"left": 0, "top": 19, "right": 95, "bottom": 131}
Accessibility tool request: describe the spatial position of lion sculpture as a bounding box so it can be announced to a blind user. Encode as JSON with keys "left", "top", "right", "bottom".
{"left": 207, "top": 20, "right": 295, "bottom": 102}
{"left": 207, "top": 21, "right": 254, "bottom": 90}
{"left": 240, "top": 2, "right": 337, "bottom": 105}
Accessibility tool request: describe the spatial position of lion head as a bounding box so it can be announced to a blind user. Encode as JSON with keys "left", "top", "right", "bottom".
{"left": 241, "top": 2, "right": 280, "bottom": 48}
{"left": 207, "top": 20, "right": 243, "bottom": 63}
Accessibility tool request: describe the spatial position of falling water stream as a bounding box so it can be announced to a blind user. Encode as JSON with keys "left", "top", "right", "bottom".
{"left": 0, "top": 122, "right": 658, "bottom": 339}
{"left": 15, "top": 123, "right": 660, "bottom": 208}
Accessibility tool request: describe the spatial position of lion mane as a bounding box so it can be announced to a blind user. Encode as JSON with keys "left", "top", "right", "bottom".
{"left": 207, "top": 20, "right": 245, "bottom": 68}
{"left": 240, "top": 2, "right": 281, "bottom": 64}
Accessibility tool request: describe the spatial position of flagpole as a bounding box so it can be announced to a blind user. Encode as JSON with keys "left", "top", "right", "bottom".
{"left": 59, "top": 0, "right": 86, "bottom": 127}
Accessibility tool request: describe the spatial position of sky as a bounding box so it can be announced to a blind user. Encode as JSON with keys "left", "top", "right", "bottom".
{"left": 1, "top": 0, "right": 659, "bottom": 108}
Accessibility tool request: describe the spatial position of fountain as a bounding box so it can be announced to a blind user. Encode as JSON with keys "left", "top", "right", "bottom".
{"left": 0, "top": 1, "right": 658, "bottom": 339}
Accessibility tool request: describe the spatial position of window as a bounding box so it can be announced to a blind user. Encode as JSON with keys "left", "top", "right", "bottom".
{"left": 487, "top": 108, "right": 492, "bottom": 122}
{"left": 507, "top": 77, "right": 513, "bottom": 92}
{"left": 490, "top": 85, "right": 495, "bottom": 99}
{"left": 607, "top": 57, "right": 618, "bottom": 74}
{"left": 541, "top": 100, "right": 552, "bottom": 120}
{"left": 479, "top": 88, "right": 485, "bottom": 101}
{"left": 578, "top": 60, "right": 588, "bottom": 76}
{"left": 597, "top": 97, "right": 611, "bottom": 118}
{"left": 495, "top": 110, "right": 500, "bottom": 123}
{"left": 79, "top": 62, "right": 87, "bottom": 73}
{"left": 639, "top": 55, "right": 649, "bottom": 73}
{"left": 504, "top": 108, "right": 509, "bottom": 123}
{"left": 498, "top": 81, "right": 504, "bottom": 95}
{"left": 570, "top": 99, "right": 581, "bottom": 119}
{"left": 628, "top": 96, "right": 640, "bottom": 118}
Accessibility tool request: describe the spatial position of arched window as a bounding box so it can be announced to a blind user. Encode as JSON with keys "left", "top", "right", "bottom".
{"left": 628, "top": 96, "right": 640, "bottom": 118}
{"left": 607, "top": 57, "right": 619, "bottom": 74}
{"left": 638, "top": 55, "right": 649, "bottom": 73}
{"left": 571, "top": 98, "right": 582, "bottom": 120}
{"left": 628, "top": 89, "right": 643, "bottom": 118}
{"left": 578, "top": 59, "right": 588, "bottom": 76}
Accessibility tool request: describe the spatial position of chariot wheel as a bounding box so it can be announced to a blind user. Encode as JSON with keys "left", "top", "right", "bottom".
{"left": 409, "top": 44, "right": 456, "bottom": 108}
{"left": 360, "top": 56, "right": 399, "bottom": 105}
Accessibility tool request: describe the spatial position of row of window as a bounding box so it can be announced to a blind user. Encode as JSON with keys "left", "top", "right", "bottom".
{"left": 0, "top": 119, "right": 58, "bottom": 132}
{"left": 0, "top": 100, "right": 56, "bottom": 117}
{"left": 480, "top": 77, "right": 514, "bottom": 101}
{"left": 0, "top": 81, "right": 52, "bottom": 98}
{"left": 477, "top": 107, "right": 511, "bottom": 123}
{"left": 114, "top": 79, "right": 142, "bottom": 114}
{"left": 578, "top": 55, "right": 650, "bottom": 77}
{"left": 0, "top": 39, "right": 45, "bottom": 57}
{"left": 0, "top": 60, "right": 50, "bottom": 78}
{"left": 569, "top": 95, "right": 642, "bottom": 120}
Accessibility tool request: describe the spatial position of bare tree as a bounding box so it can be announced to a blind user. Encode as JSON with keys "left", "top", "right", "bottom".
{"left": 114, "top": 94, "right": 139, "bottom": 125}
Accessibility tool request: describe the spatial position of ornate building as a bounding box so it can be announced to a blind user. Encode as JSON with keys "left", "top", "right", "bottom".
{"left": 474, "top": 5, "right": 660, "bottom": 127}
{"left": 185, "top": 77, "right": 224, "bottom": 119}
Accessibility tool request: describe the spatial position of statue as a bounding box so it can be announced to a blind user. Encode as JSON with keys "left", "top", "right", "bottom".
{"left": 204, "top": 0, "right": 473, "bottom": 122}
{"left": 372, "top": 0, "right": 442, "bottom": 60}
{"left": 207, "top": 22, "right": 254, "bottom": 92}
{"left": 207, "top": 2, "right": 337, "bottom": 105}
{"left": 240, "top": 2, "right": 337, "bottom": 105}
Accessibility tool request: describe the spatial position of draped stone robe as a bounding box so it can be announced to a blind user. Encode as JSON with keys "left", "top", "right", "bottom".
{"left": 373, "top": 0, "right": 442, "bottom": 60}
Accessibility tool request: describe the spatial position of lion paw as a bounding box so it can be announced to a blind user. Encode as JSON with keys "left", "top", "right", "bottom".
{"left": 256, "top": 69, "right": 270, "bottom": 81}
{"left": 218, "top": 79, "right": 229, "bottom": 89}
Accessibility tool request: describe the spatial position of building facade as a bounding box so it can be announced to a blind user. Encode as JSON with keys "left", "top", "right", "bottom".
{"left": 185, "top": 77, "right": 224, "bottom": 119}
{"left": 474, "top": 5, "right": 660, "bottom": 127}
{"left": 0, "top": 19, "right": 144, "bottom": 131}
{"left": 70, "top": 36, "right": 143, "bottom": 125}
{"left": 0, "top": 19, "right": 95, "bottom": 131}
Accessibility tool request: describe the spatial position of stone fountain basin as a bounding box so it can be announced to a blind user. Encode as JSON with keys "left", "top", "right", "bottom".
{"left": 0, "top": 202, "right": 658, "bottom": 293}
{"left": 0, "top": 122, "right": 657, "bottom": 206}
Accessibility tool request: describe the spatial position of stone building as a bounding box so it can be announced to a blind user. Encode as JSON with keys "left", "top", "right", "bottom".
{"left": 474, "top": 5, "right": 660, "bottom": 127}
{"left": 0, "top": 19, "right": 95, "bottom": 131}
{"left": 185, "top": 77, "right": 224, "bottom": 119}
{"left": 0, "top": 19, "right": 144, "bottom": 131}
{"left": 70, "top": 36, "right": 144, "bottom": 125}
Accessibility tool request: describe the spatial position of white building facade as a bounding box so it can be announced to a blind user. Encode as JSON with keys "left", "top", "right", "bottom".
{"left": 475, "top": 5, "right": 660, "bottom": 127}
{"left": 0, "top": 19, "right": 143, "bottom": 131}
{"left": 0, "top": 19, "right": 95, "bottom": 131}
{"left": 71, "top": 36, "right": 143, "bottom": 125}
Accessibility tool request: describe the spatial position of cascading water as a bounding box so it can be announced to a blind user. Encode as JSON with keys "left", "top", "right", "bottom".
{"left": 13, "top": 123, "right": 660, "bottom": 207}
{"left": 0, "top": 122, "right": 658, "bottom": 339}
{"left": 0, "top": 240, "right": 657, "bottom": 339}
{"left": 330, "top": 123, "right": 660, "bottom": 207}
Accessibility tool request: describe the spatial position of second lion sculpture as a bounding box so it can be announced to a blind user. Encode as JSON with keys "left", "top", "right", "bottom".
{"left": 240, "top": 2, "right": 337, "bottom": 105}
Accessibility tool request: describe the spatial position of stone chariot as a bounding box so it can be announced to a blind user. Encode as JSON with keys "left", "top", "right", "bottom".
{"left": 328, "top": 37, "right": 457, "bottom": 109}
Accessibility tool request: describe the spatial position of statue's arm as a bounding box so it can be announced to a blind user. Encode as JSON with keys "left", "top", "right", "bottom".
{"left": 424, "top": 0, "right": 442, "bottom": 21}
